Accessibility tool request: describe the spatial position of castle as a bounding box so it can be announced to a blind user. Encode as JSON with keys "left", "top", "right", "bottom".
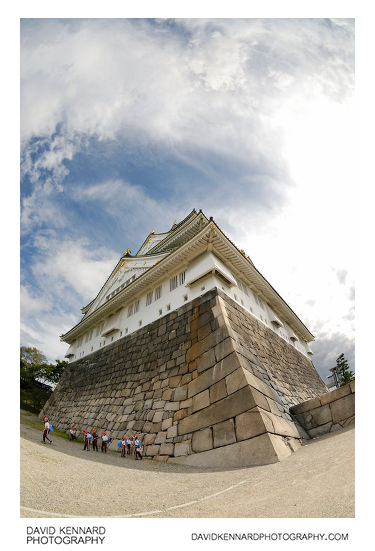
{"left": 41, "top": 209, "right": 327, "bottom": 466}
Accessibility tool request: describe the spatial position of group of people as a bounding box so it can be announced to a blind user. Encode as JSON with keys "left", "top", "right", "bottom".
{"left": 44, "top": 420, "right": 143, "bottom": 459}
{"left": 120, "top": 435, "right": 143, "bottom": 460}
{"left": 68, "top": 426, "right": 110, "bottom": 453}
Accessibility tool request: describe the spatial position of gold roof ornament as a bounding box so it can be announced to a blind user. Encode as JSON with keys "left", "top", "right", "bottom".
{"left": 150, "top": 230, "right": 155, "bottom": 235}
{"left": 122, "top": 248, "right": 131, "bottom": 257}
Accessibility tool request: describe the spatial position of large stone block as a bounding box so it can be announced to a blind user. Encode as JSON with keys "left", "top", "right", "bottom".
{"left": 214, "top": 337, "right": 236, "bottom": 363}
{"left": 154, "top": 431, "right": 167, "bottom": 444}
{"left": 167, "top": 425, "right": 178, "bottom": 438}
{"left": 173, "top": 386, "right": 188, "bottom": 401}
{"left": 164, "top": 401, "right": 180, "bottom": 411}
{"left": 192, "top": 389, "right": 210, "bottom": 413}
{"left": 308, "top": 404, "right": 332, "bottom": 428}
{"left": 320, "top": 383, "right": 352, "bottom": 406}
{"left": 235, "top": 407, "right": 269, "bottom": 441}
{"left": 191, "top": 428, "right": 213, "bottom": 452}
{"left": 143, "top": 433, "right": 157, "bottom": 445}
{"left": 187, "top": 352, "right": 239, "bottom": 398}
{"left": 169, "top": 376, "right": 182, "bottom": 388}
{"left": 213, "top": 419, "right": 236, "bottom": 448}
{"left": 174, "top": 408, "right": 188, "bottom": 422}
{"left": 174, "top": 440, "right": 191, "bottom": 457}
{"left": 169, "top": 432, "right": 292, "bottom": 468}
{"left": 160, "top": 443, "right": 174, "bottom": 455}
{"left": 152, "top": 411, "right": 164, "bottom": 423}
{"left": 209, "top": 379, "right": 227, "bottom": 404}
{"left": 330, "top": 393, "right": 355, "bottom": 424}
{"left": 196, "top": 348, "right": 216, "bottom": 374}
{"left": 178, "top": 386, "right": 255, "bottom": 435}
{"left": 145, "top": 444, "right": 160, "bottom": 456}
{"left": 161, "top": 417, "right": 173, "bottom": 431}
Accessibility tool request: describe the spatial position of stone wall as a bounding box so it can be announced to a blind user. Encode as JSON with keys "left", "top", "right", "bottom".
{"left": 41, "top": 289, "right": 327, "bottom": 467}
{"left": 290, "top": 381, "right": 355, "bottom": 438}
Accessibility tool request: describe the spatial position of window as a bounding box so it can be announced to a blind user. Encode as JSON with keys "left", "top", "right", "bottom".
{"left": 127, "top": 304, "right": 134, "bottom": 317}
{"left": 139, "top": 320, "right": 142, "bottom": 326}
{"left": 184, "top": 294, "right": 188, "bottom": 302}
{"left": 167, "top": 304, "right": 171, "bottom": 311}
{"left": 155, "top": 286, "right": 162, "bottom": 300}
{"left": 125, "top": 328, "right": 128, "bottom": 334}
{"left": 170, "top": 275, "right": 178, "bottom": 291}
{"left": 170, "top": 271, "right": 185, "bottom": 291}
{"left": 134, "top": 300, "right": 140, "bottom": 313}
{"left": 159, "top": 308, "right": 162, "bottom": 315}
{"left": 146, "top": 291, "right": 153, "bottom": 306}
{"left": 179, "top": 271, "right": 186, "bottom": 285}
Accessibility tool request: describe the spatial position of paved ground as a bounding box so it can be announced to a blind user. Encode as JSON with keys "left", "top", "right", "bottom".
{"left": 20, "top": 422, "right": 354, "bottom": 518}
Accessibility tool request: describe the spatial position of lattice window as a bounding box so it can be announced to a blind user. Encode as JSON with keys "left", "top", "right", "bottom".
{"left": 170, "top": 275, "right": 178, "bottom": 291}
{"left": 146, "top": 291, "right": 153, "bottom": 306}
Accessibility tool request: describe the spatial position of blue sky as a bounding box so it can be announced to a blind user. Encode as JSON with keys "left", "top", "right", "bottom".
{"left": 20, "top": 18, "right": 355, "bottom": 381}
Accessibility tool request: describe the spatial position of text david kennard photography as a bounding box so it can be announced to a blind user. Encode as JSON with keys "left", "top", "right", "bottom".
{"left": 26, "top": 526, "right": 105, "bottom": 545}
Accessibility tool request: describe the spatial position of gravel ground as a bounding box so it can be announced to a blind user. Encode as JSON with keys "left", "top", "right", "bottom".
{"left": 20, "top": 423, "right": 354, "bottom": 518}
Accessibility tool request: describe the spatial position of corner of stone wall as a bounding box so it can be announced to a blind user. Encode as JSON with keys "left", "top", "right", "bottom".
{"left": 290, "top": 381, "right": 355, "bottom": 438}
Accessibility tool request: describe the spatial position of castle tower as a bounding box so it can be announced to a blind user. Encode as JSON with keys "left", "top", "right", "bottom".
{"left": 41, "top": 209, "right": 327, "bottom": 467}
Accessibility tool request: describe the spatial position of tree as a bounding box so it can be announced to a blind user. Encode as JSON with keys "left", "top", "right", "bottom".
{"left": 20, "top": 346, "right": 67, "bottom": 388}
{"left": 20, "top": 346, "right": 68, "bottom": 412}
{"left": 335, "top": 353, "right": 355, "bottom": 387}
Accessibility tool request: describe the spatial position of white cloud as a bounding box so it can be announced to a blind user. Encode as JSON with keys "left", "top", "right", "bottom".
{"left": 20, "top": 19, "right": 355, "bottom": 372}
{"left": 21, "top": 19, "right": 354, "bottom": 180}
{"left": 20, "top": 285, "right": 52, "bottom": 316}
{"left": 31, "top": 236, "right": 118, "bottom": 302}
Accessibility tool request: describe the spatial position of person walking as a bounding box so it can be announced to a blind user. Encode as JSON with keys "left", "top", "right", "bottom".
{"left": 101, "top": 432, "right": 109, "bottom": 453}
{"left": 42, "top": 417, "right": 52, "bottom": 444}
{"left": 69, "top": 426, "right": 77, "bottom": 441}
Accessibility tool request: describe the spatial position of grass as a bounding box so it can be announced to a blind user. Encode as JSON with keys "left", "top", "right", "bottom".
{"left": 20, "top": 410, "right": 75, "bottom": 441}
{"left": 20, "top": 410, "right": 117, "bottom": 451}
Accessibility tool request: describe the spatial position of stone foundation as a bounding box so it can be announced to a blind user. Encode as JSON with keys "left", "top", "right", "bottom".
{"left": 290, "top": 381, "right": 355, "bottom": 438}
{"left": 41, "top": 289, "right": 327, "bottom": 467}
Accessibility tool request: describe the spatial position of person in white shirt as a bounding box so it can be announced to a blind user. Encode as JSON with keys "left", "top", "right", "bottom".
{"left": 69, "top": 426, "right": 77, "bottom": 441}
{"left": 126, "top": 437, "right": 131, "bottom": 455}
{"left": 101, "top": 432, "right": 109, "bottom": 453}
{"left": 134, "top": 436, "right": 143, "bottom": 460}
{"left": 83, "top": 430, "right": 92, "bottom": 451}
{"left": 43, "top": 417, "right": 52, "bottom": 444}
{"left": 121, "top": 436, "right": 127, "bottom": 457}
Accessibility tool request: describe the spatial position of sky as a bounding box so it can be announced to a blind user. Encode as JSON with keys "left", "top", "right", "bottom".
{"left": 20, "top": 18, "right": 355, "bottom": 382}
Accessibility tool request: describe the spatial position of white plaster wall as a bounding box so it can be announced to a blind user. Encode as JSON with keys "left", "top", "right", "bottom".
{"left": 67, "top": 251, "right": 312, "bottom": 361}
